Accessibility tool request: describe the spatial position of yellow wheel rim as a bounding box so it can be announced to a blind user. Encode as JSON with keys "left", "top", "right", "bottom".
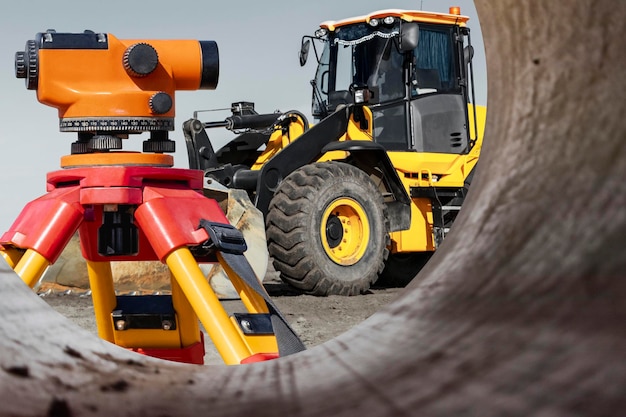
{"left": 321, "top": 198, "right": 370, "bottom": 266}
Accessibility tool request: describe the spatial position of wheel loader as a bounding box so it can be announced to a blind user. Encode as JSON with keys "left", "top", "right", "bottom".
{"left": 184, "top": 7, "right": 487, "bottom": 296}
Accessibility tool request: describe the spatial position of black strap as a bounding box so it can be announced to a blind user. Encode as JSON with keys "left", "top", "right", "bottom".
{"left": 199, "top": 220, "right": 306, "bottom": 356}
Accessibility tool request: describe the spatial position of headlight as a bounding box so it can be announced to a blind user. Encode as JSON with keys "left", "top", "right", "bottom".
{"left": 353, "top": 87, "right": 371, "bottom": 104}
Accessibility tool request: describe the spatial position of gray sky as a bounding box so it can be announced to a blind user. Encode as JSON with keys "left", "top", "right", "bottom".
{"left": 0, "top": 0, "right": 485, "bottom": 233}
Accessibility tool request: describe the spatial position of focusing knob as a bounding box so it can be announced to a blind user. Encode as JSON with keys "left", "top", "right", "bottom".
{"left": 15, "top": 40, "right": 39, "bottom": 90}
{"left": 149, "top": 92, "right": 173, "bottom": 114}
{"left": 123, "top": 43, "right": 158, "bottom": 77}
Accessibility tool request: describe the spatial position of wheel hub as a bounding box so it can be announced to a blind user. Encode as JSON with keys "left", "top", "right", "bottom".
{"left": 325, "top": 216, "right": 343, "bottom": 248}
{"left": 320, "top": 198, "right": 370, "bottom": 266}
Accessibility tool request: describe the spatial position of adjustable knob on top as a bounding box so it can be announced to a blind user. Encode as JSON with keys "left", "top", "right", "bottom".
{"left": 123, "top": 43, "right": 159, "bottom": 77}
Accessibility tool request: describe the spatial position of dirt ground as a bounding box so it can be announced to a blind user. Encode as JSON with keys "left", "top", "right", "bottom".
{"left": 42, "top": 269, "right": 402, "bottom": 365}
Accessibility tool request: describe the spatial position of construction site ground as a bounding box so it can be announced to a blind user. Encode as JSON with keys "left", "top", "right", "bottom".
{"left": 41, "top": 266, "right": 402, "bottom": 365}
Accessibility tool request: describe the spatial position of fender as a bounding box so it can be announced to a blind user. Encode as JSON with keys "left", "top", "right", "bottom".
{"left": 321, "top": 140, "right": 412, "bottom": 232}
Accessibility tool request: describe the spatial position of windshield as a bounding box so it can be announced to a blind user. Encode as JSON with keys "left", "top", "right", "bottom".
{"left": 311, "top": 22, "right": 404, "bottom": 118}
{"left": 311, "top": 22, "right": 459, "bottom": 119}
{"left": 311, "top": 42, "right": 330, "bottom": 118}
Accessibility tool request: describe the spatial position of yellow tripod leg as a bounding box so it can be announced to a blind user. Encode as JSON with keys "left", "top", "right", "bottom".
{"left": 217, "top": 252, "right": 269, "bottom": 314}
{"left": 216, "top": 252, "right": 279, "bottom": 357}
{"left": 170, "top": 275, "right": 201, "bottom": 347}
{"left": 0, "top": 247, "right": 24, "bottom": 269}
{"left": 165, "top": 247, "right": 252, "bottom": 365}
{"left": 85, "top": 261, "right": 116, "bottom": 343}
{"left": 14, "top": 249, "right": 49, "bottom": 288}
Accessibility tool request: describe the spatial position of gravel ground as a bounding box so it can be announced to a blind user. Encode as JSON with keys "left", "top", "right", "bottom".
{"left": 42, "top": 274, "right": 402, "bottom": 365}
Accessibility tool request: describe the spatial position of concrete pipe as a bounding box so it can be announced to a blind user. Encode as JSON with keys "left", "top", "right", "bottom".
{"left": 1, "top": 0, "right": 625, "bottom": 416}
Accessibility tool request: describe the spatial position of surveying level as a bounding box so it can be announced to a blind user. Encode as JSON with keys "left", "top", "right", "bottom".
{"left": 2, "top": 30, "right": 305, "bottom": 365}
{"left": 15, "top": 29, "right": 218, "bottom": 154}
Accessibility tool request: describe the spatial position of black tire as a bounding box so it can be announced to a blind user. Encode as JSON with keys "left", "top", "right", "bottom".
{"left": 376, "top": 252, "right": 433, "bottom": 288}
{"left": 266, "top": 161, "right": 389, "bottom": 296}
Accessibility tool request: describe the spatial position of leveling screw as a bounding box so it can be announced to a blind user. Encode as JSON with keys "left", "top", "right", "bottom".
{"left": 240, "top": 319, "right": 252, "bottom": 332}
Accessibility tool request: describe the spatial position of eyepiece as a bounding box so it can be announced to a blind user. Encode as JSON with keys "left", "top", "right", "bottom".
{"left": 15, "top": 39, "right": 39, "bottom": 90}
{"left": 15, "top": 51, "right": 26, "bottom": 78}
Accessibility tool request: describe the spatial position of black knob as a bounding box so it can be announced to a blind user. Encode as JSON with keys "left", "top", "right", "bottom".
{"left": 15, "top": 40, "right": 39, "bottom": 90}
{"left": 149, "top": 92, "right": 172, "bottom": 114}
{"left": 143, "top": 138, "right": 176, "bottom": 153}
{"left": 123, "top": 43, "right": 158, "bottom": 77}
{"left": 15, "top": 52, "right": 26, "bottom": 78}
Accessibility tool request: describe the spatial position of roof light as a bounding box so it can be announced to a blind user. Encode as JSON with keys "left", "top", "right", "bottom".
{"left": 383, "top": 16, "right": 395, "bottom": 25}
{"left": 449, "top": 6, "right": 461, "bottom": 15}
{"left": 315, "top": 28, "right": 328, "bottom": 38}
{"left": 369, "top": 18, "right": 380, "bottom": 27}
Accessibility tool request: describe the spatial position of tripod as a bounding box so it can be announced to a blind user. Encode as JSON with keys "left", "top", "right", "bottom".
{"left": 0, "top": 152, "right": 304, "bottom": 365}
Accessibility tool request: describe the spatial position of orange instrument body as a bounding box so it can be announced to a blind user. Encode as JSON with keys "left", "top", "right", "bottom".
{"left": 16, "top": 31, "right": 219, "bottom": 133}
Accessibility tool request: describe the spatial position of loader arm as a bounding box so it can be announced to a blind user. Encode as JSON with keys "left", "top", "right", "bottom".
{"left": 183, "top": 118, "right": 220, "bottom": 171}
{"left": 253, "top": 106, "right": 351, "bottom": 214}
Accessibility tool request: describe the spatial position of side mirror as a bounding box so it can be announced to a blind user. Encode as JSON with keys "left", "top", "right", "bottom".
{"left": 399, "top": 22, "right": 419, "bottom": 52}
{"left": 299, "top": 39, "right": 311, "bottom": 67}
{"left": 464, "top": 45, "right": 474, "bottom": 65}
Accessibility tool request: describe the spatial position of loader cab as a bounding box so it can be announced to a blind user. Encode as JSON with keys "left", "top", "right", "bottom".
{"left": 303, "top": 9, "right": 477, "bottom": 154}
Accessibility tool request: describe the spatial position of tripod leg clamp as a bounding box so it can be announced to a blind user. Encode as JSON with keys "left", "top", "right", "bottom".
{"left": 197, "top": 220, "right": 247, "bottom": 254}
{"left": 197, "top": 218, "right": 306, "bottom": 357}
